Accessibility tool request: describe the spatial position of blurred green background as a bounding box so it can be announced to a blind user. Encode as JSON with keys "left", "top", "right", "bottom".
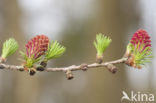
{"left": 0, "top": 0, "right": 155, "bottom": 103}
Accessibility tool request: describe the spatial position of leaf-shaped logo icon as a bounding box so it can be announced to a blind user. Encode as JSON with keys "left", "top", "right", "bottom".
{"left": 121, "top": 91, "right": 131, "bottom": 101}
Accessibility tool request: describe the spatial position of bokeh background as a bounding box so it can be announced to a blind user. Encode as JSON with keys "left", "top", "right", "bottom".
{"left": 0, "top": 0, "right": 155, "bottom": 103}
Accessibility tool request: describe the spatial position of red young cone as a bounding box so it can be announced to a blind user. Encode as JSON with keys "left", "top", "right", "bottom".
{"left": 130, "top": 29, "right": 151, "bottom": 52}
{"left": 26, "top": 35, "right": 49, "bottom": 59}
{"left": 125, "top": 29, "right": 152, "bottom": 69}
{"left": 20, "top": 35, "right": 50, "bottom": 75}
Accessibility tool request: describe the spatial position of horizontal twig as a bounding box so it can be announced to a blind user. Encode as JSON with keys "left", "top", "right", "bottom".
{"left": 0, "top": 57, "right": 127, "bottom": 72}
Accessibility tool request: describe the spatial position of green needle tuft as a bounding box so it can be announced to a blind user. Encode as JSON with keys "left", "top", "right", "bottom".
{"left": 45, "top": 41, "right": 66, "bottom": 60}
{"left": 133, "top": 44, "right": 153, "bottom": 67}
{"left": 1, "top": 38, "right": 18, "bottom": 59}
{"left": 94, "top": 33, "right": 112, "bottom": 56}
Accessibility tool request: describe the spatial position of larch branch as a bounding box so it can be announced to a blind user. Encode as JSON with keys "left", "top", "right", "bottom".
{"left": 0, "top": 57, "right": 127, "bottom": 73}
